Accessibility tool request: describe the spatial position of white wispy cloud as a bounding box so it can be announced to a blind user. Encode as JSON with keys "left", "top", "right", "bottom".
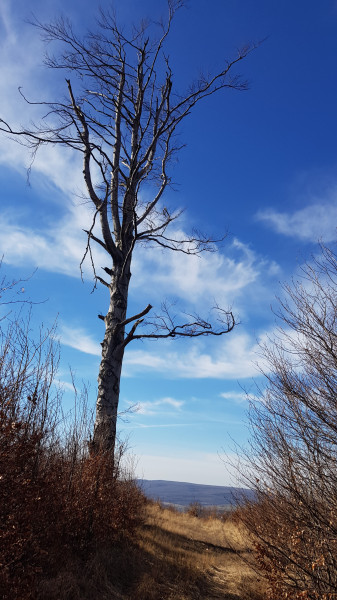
{"left": 0, "top": 204, "right": 106, "bottom": 277}
{"left": 220, "top": 391, "right": 248, "bottom": 403}
{"left": 133, "top": 235, "right": 274, "bottom": 306}
{"left": 0, "top": 7, "right": 107, "bottom": 278}
{"left": 0, "top": 198, "right": 278, "bottom": 314}
{"left": 131, "top": 422, "right": 191, "bottom": 429}
{"left": 219, "top": 390, "right": 262, "bottom": 404}
{"left": 54, "top": 379, "right": 76, "bottom": 393}
{"left": 136, "top": 397, "right": 184, "bottom": 415}
{"left": 256, "top": 202, "right": 337, "bottom": 242}
{"left": 129, "top": 235, "right": 281, "bottom": 329}
{"left": 0, "top": 3, "right": 86, "bottom": 196}
{"left": 124, "top": 330, "right": 267, "bottom": 379}
{"left": 60, "top": 324, "right": 101, "bottom": 356}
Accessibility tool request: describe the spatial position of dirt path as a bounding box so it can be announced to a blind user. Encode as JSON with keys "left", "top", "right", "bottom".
{"left": 186, "top": 535, "right": 258, "bottom": 599}
{"left": 136, "top": 504, "right": 265, "bottom": 599}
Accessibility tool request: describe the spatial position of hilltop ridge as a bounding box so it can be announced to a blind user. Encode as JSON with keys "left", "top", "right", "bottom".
{"left": 138, "top": 479, "right": 254, "bottom": 508}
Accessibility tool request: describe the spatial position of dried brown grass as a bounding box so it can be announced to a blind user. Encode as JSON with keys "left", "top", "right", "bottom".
{"left": 129, "top": 502, "right": 267, "bottom": 599}
{"left": 30, "top": 500, "right": 267, "bottom": 600}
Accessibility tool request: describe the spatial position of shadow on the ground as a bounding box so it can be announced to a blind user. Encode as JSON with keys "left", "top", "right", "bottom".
{"left": 142, "top": 521, "right": 247, "bottom": 555}
{"left": 37, "top": 522, "right": 251, "bottom": 600}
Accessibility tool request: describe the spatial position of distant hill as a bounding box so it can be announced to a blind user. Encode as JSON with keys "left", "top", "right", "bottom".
{"left": 138, "top": 479, "right": 254, "bottom": 509}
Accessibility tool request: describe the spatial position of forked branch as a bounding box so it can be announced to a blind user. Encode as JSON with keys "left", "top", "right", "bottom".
{"left": 123, "top": 303, "right": 235, "bottom": 345}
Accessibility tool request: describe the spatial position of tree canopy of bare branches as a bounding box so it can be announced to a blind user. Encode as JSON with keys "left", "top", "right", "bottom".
{"left": 0, "top": 2, "right": 255, "bottom": 454}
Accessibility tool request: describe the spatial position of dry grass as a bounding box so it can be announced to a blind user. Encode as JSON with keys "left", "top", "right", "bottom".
{"left": 35, "top": 502, "right": 267, "bottom": 600}
{"left": 128, "top": 502, "right": 267, "bottom": 600}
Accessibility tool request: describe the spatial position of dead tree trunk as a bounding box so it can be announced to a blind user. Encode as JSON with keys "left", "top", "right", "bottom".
{"left": 94, "top": 262, "right": 131, "bottom": 453}
{"left": 0, "top": 2, "right": 257, "bottom": 455}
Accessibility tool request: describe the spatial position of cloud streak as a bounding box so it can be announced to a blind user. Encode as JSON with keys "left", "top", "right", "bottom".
{"left": 135, "top": 397, "right": 184, "bottom": 415}
{"left": 60, "top": 324, "right": 101, "bottom": 356}
{"left": 132, "top": 235, "right": 275, "bottom": 305}
{"left": 0, "top": 206, "right": 106, "bottom": 278}
{"left": 256, "top": 202, "right": 337, "bottom": 242}
{"left": 0, "top": 3, "right": 86, "bottom": 196}
{"left": 123, "top": 331, "right": 267, "bottom": 379}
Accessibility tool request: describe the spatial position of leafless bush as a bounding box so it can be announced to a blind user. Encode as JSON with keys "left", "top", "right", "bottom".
{"left": 186, "top": 502, "right": 230, "bottom": 520}
{"left": 237, "top": 243, "right": 337, "bottom": 599}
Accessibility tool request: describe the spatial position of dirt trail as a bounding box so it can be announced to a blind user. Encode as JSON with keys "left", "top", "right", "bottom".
{"left": 186, "top": 535, "right": 257, "bottom": 599}
{"left": 137, "top": 504, "right": 264, "bottom": 599}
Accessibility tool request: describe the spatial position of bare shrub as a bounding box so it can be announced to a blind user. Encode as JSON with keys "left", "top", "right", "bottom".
{"left": 187, "top": 501, "right": 205, "bottom": 518}
{"left": 237, "top": 243, "right": 337, "bottom": 599}
{"left": 186, "top": 502, "right": 230, "bottom": 521}
{"left": 0, "top": 302, "right": 145, "bottom": 599}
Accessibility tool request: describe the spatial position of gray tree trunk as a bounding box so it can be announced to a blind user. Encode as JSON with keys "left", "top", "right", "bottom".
{"left": 92, "top": 259, "right": 131, "bottom": 454}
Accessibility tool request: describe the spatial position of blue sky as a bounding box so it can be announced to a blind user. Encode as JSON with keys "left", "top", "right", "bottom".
{"left": 1, "top": 0, "right": 337, "bottom": 485}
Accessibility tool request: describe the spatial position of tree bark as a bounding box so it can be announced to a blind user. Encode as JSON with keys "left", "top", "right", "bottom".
{"left": 92, "top": 259, "right": 131, "bottom": 454}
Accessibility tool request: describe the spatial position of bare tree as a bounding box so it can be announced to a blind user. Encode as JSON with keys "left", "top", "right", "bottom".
{"left": 237, "top": 243, "right": 337, "bottom": 599}
{"left": 0, "top": 2, "right": 255, "bottom": 455}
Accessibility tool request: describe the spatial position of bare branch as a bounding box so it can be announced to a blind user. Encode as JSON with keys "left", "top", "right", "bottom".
{"left": 95, "top": 275, "right": 110, "bottom": 288}
{"left": 120, "top": 303, "right": 153, "bottom": 328}
{"left": 138, "top": 228, "right": 226, "bottom": 254}
{"left": 129, "top": 303, "right": 235, "bottom": 341}
{"left": 121, "top": 304, "right": 153, "bottom": 346}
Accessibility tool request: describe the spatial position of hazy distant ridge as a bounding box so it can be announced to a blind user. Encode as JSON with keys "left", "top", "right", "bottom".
{"left": 139, "top": 480, "right": 254, "bottom": 507}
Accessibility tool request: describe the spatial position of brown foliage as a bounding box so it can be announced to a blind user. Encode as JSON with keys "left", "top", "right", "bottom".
{"left": 0, "top": 314, "right": 145, "bottom": 599}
